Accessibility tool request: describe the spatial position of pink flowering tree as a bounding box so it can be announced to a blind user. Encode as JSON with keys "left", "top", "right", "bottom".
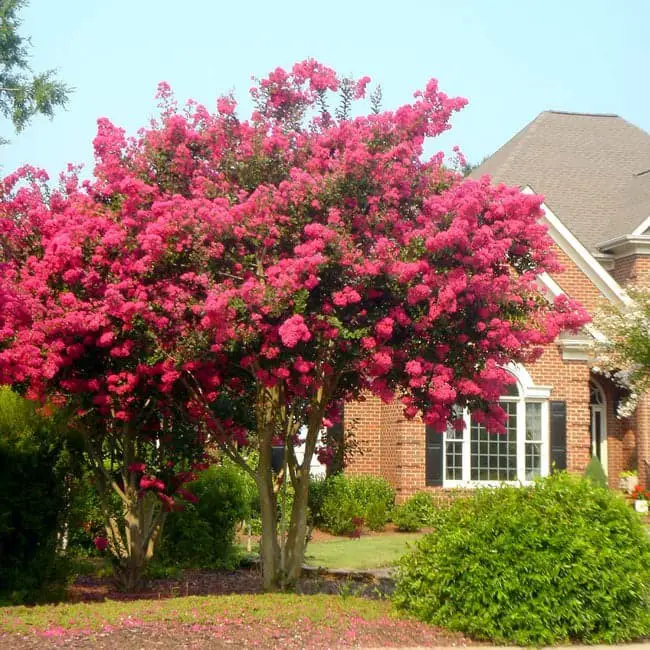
{"left": 0, "top": 167, "right": 214, "bottom": 590}
{"left": 0, "top": 60, "right": 588, "bottom": 591}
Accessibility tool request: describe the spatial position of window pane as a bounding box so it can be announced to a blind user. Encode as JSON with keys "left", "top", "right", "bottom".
{"left": 470, "top": 401, "right": 517, "bottom": 481}
{"left": 526, "top": 402, "right": 542, "bottom": 441}
{"left": 445, "top": 440, "right": 463, "bottom": 481}
{"left": 525, "top": 442, "right": 541, "bottom": 481}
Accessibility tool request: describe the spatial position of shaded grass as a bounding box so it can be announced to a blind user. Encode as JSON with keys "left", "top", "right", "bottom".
{"left": 305, "top": 533, "right": 423, "bottom": 570}
{"left": 0, "top": 594, "right": 395, "bottom": 634}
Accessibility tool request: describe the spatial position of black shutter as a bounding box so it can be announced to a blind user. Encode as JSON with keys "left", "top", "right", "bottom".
{"left": 550, "top": 400, "right": 567, "bottom": 472}
{"left": 425, "top": 425, "right": 444, "bottom": 486}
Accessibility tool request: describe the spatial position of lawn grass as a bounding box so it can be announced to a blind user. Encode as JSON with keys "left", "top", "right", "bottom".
{"left": 0, "top": 594, "right": 392, "bottom": 634}
{"left": 305, "top": 532, "right": 423, "bottom": 570}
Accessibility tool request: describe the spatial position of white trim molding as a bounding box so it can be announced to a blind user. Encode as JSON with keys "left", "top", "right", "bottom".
{"left": 592, "top": 252, "right": 615, "bottom": 270}
{"left": 557, "top": 332, "right": 593, "bottom": 361}
{"left": 595, "top": 234, "right": 650, "bottom": 259}
{"left": 632, "top": 216, "right": 650, "bottom": 236}
{"left": 504, "top": 362, "right": 552, "bottom": 398}
{"left": 521, "top": 186, "right": 631, "bottom": 308}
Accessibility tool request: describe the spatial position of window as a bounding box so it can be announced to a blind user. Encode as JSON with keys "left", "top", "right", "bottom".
{"left": 443, "top": 367, "right": 550, "bottom": 486}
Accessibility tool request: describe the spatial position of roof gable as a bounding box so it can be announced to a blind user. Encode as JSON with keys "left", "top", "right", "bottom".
{"left": 471, "top": 111, "right": 650, "bottom": 252}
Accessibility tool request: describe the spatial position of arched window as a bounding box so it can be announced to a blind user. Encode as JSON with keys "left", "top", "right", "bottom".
{"left": 441, "top": 365, "right": 551, "bottom": 486}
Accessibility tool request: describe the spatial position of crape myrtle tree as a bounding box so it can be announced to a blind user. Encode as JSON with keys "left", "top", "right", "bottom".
{"left": 0, "top": 60, "right": 589, "bottom": 591}
{"left": 0, "top": 166, "right": 213, "bottom": 591}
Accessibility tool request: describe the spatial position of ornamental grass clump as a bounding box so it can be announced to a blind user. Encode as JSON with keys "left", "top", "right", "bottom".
{"left": 394, "top": 473, "right": 650, "bottom": 645}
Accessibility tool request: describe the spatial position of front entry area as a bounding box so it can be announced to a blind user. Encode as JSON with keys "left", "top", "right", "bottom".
{"left": 589, "top": 380, "right": 607, "bottom": 474}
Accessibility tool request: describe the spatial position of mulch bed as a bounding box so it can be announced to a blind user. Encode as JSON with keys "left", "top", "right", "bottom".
{"left": 238, "top": 522, "right": 432, "bottom": 547}
{"left": 68, "top": 566, "right": 394, "bottom": 603}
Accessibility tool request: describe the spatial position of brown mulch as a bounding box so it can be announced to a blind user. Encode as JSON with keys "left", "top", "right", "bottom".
{"left": 238, "top": 523, "right": 432, "bottom": 547}
{"left": 67, "top": 568, "right": 263, "bottom": 603}
{"left": 67, "top": 566, "right": 394, "bottom": 603}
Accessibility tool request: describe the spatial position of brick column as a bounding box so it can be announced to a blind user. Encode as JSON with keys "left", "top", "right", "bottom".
{"left": 344, "top": 395, "right": 382, "bottom": 477}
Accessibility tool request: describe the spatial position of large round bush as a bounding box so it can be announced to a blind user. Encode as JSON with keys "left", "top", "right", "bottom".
{"left": 394, "top": 473, "right": 650, "bottom": 645}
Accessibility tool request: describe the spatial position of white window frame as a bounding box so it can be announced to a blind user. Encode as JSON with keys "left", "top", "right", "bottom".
{"left": 442, "top": 363, "right": 552, "bottom": 488}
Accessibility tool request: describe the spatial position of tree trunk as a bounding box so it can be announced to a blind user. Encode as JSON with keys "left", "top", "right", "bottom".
{"left": 282, "top": 471, "right": 310, "bottom": 588}
{"left": 258, "top": 443, "right": 281, "bottom": 590}
{"left": 254, "top": 379, "right": 334, "bottom": 591}
{"left": 107, "top": 488, "right": 166, "bottom": 592}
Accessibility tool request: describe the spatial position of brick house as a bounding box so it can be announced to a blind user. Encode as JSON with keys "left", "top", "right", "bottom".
{"left": 344, "top": 110, "right": 650, "bottom": 501}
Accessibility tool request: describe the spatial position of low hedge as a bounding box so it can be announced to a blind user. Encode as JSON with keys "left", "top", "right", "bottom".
{"left": 313, "top": 474, "right": 395, "bottom": 535}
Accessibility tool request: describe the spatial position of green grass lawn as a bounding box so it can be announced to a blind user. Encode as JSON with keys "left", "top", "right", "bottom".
{"left": 305, "top": 533, "right": 423, "bottom": 570}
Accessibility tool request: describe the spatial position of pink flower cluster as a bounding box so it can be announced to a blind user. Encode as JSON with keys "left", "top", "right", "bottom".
{"left": 0, "top": 58, "right": 589, "bottom": 468}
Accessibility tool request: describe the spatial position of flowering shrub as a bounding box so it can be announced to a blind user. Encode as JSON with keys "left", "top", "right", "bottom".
{"left": 394, "top": 473, "right": 650, "bottom": 645}
{"left": 593, "top": 285, "right": 650, "bottom": 417}
{"left": 0, "top": 60, "right": 588, "bottom": 589}
{"left": 631, "top": 484, "right": 650, "bottom": 501}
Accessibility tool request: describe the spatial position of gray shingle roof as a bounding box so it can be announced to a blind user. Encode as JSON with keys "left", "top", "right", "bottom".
{"left": 470, "top": 111, "right": 650, "bottom": 252}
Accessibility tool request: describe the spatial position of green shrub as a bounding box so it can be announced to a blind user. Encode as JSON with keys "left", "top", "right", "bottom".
{"left": 393, "top": 492, "right": 437, "bottom": 532}
{"left": 319, "top": 474, "right": 395, "bottom": 535}
{"left": 159, "top": 462, "right": 256, "bottom": 569}
{"left": 65, "top": 470, "right": 109, "bottom": 557}
{"left": 365, "top": 500, "right": 389, "bottom": 531}
{"left": 320, "top": 489, "right": 358, "bottom": 535}
{"left": 394, "top": 473, "right": 650, "bottom": 645}
{"left": 392, "top": 506, "right": 420, "bottom": 532}
{"left": 584, "top": 455, "right": 608, "bottom": 488}
{"left": 0, "top": 387, "right": 73, "bottom": 603}
{"left": 307, "top": 476, "right": 328, "bottom": 527}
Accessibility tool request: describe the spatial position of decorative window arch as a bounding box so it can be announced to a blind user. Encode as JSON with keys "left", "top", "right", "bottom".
{"left": 441, "top": 364, "right": 552, "bottom": 487}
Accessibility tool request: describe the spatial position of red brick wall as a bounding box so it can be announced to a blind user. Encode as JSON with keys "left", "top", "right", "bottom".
{"left": 528, "top": 345, "right": 591, "bottom": 473}
{"left": 610, "top": 254, "right": 650, "bottom": 287}
{"left": 607, "top": 254, "right": 650, "bottom": 487}
{"left": 344, "top": 396, "right": 382, "bottom": 477}
{"left": 551, "top": 245, "right": 608, "bottom": 313}
{"left": 345, "top": 242, "right": 644, "bottom": 497}
{"left": 633, "top": 395, "right": 650, "bottom": 488}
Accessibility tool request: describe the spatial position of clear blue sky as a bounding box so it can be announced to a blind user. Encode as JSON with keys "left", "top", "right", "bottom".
{"left": 2, "top": 0, "right": 648, "bottom": 178}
